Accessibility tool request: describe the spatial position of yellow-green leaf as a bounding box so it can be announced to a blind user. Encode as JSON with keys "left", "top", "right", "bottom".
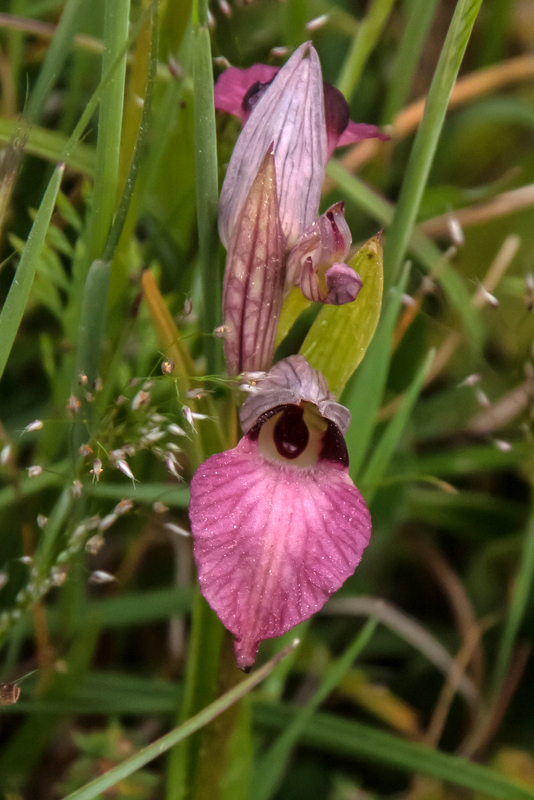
{"left": 299, "top": 234, "right": 383, "bottom": 397}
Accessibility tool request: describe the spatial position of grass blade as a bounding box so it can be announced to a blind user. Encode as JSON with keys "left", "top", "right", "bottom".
{"left": 250, "top": 619, "right": 378, "bottom": 800}
{"left": 25, "top": 0, "right": 85, "bottom": 122}
{"left": 491, "top": 512, "right": 534, "bottom": 695}
{"left": 192, "top": 0, "right": 221, "bottom": 375}
{"left": 61, "top": 641, "right": 299, "bottom": 800}
{"left": 343, "top": 263, "right": 410, "bottom": 479}
{"left": 362, "top": 348, "right": 435, "bottom": 502}
{"left": 383, "top": 0, "right": 484, "bottom": 285}
{"left": 85, "top": 0, "right": 130, "bottom": 264}
{"left": 336, "top": 0, "right": 396, "bottom": 101}
{"left": 381, "top": 0, "right": 439, "bottom": 123}
{"left": 254, "top": 704, "right": 534, "bottom": 800}
{"left": 0, "top": 163, "right": 64, "bottom": 382}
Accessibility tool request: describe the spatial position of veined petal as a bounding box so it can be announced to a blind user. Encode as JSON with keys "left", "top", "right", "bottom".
{"left": 189, "top": 435, "right": 371, "bottom": 669}
{"left": 218, "top": 42, "right": 327, "bottom": 250}
{"left": 285, "top": 201, "right": 351, "bottom": 293}
{"left": 222, "top": 147, "right": 285, "bottom": 376}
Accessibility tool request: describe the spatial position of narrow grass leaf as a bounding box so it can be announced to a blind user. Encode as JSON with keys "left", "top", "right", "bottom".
{"left": 251, "top": 619, "right": 378, "bottom": 800}
{"left": 492, "top": 512, "right": 534, "bottom": 695}
{"left": 362, "top": 348, "right": 436, "bottom": 502}
{"left": 85, "top": 0, "right": 130, "bottom": 264}
{"left": 300, "top": 234, "right": 383, "bottom": 397}
{"left": 0, "top": 163, "right": 64, "bottom": 382}
{"left": 343, "top": 262, "right": 410, "bottom": 479}
{"left": 336, "top": 0, "right": 396, "bottom": 101}
{"left": 192, "top": 0, "right": 221, "bottom": 374}
{"left": 25, "top": 0, "right": 85, "bottom": 122}
{"left": 61, "top": 641, "right": 298, "bottom": 800}
{"left": 253, "top": 704, "right": 534, "bottom": 800}
{"left": 381, "top": 0, "right": 439, "bottom": 123}
{"left": 383, "top": 0, "right": 484, "bottom": 284}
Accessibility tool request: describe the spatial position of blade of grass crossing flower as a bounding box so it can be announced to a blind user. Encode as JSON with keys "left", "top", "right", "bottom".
{"left": 326, "top": 161, "right": 483, "bottom": 353}
{"left": 361, "top": 348, "right": 436, "bottom": 503}
{"left": 24, "top": 0, "right": 85, "bottom": 122}
{"left": 381, "top": 0, "right": 440, "bottom": 123}
{"left": 491, "top": 512, "right": 534, "bottom": 696}
{"left": 85, "top": 0, "right": 130, "bottom": 264}
{"left": 250, "top": 618, "right": 378, "bottom": 800}
{"left": 343, "top": 263, "right": 410, "bottom": 479}
{"left": 253, "top": 704, "right": 534, "bottom": 800}
{"left": 192, "top": 0, "right": 221, "bottom": 375}
{"left": 60, "top": 641, "right": 299, "bottom": 800}
{"left": 383, "top": 0, "right": 484, "bottom": 286}
{"left": 300, "top": 234, "right": 383, "bottom": 397}
{"left": 0, "top": 163, "right": 64, "bottom": 382}
{"left": 336, "top": 0, "right": 396, "bottom": 101}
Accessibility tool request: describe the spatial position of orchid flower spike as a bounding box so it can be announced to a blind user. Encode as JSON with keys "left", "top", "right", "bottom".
{"left": 219, "top": 42, "right": 327, "bottom": 251}
{"left": 189, "top": 356, "right": 371, "bottom": 670}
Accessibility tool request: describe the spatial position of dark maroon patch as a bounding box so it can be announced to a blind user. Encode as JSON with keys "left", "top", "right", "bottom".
{"left": 273, "top": 405, "right": 309, "bottom": 459}
{"left": 320, "top": 420, "right": 349, "bottom": 467}
{"left": 242, "top": 78, "right": 275, "bottom": 121}
{"left": 323, "top": 82, "right": 350, "bottom": 143}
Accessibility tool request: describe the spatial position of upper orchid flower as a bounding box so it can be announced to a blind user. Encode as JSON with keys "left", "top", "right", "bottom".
{"left": 189, "top": 356, "right": 372, "bottom": 670}
{"left": 215, "top": 54, "right": 389, "bottom": 160}
{"left": 218, "top": 42, "right": 328, "bottom": 251}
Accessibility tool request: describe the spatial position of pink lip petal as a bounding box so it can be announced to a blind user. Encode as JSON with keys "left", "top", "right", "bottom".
{"left": 189, "top": 435, "right": 371, "bottom": 669}
{"left": 214, "top": 64, "right": 280, "bottom": 117}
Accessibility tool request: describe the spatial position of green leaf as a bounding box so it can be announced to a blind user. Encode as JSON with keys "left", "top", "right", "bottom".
{"left": 0, "top": 163, "right": 64, "bottom": 382}
{"left": 300, "top": 234, "right": 383, "bottom": 398}
{"left": 253, "top": 703, "right": 534, "bottom": 800}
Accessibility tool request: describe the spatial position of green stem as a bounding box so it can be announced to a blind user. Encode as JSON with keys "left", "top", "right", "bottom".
{"left": 192, "top": 0, "right": 221, "bottom": 375}
{"left": 491, "top": 511, "right": 534, "bottom": 696}
{"left": 336, "top": 0, "right": 396, "bottom": 101}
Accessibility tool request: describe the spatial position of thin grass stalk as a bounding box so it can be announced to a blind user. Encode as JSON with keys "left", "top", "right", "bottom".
{"left": 491, "top": 512, "right": 534, "bottom": 696}
{"left": 383, "top": 0, "right": 484, "bottom": 287}
{"left": 381, "top": 0, "right": 439, "bottom": 123}
{"left": 24, "top": 0, "right": 85, "bottom": 122}
{"left": 336, "top": 0, "right": 396, "bottom": 101}
{"left": 192, "top": 0, "right": 221, "bottom": 375}
{"left": 85, "top": 0, "right": 130, "bottom": 265}
{"left": 0, "top": 163, "right": 64, "bottom": 382}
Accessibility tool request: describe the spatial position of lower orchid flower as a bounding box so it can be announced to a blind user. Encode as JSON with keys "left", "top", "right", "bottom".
{"left": 189, "top": 356, "right": 371, "bottom": 670}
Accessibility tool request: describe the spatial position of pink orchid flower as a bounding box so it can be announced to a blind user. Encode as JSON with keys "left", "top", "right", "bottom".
{"left": 189, "top": 356, "right": 372, "bottom": 670}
